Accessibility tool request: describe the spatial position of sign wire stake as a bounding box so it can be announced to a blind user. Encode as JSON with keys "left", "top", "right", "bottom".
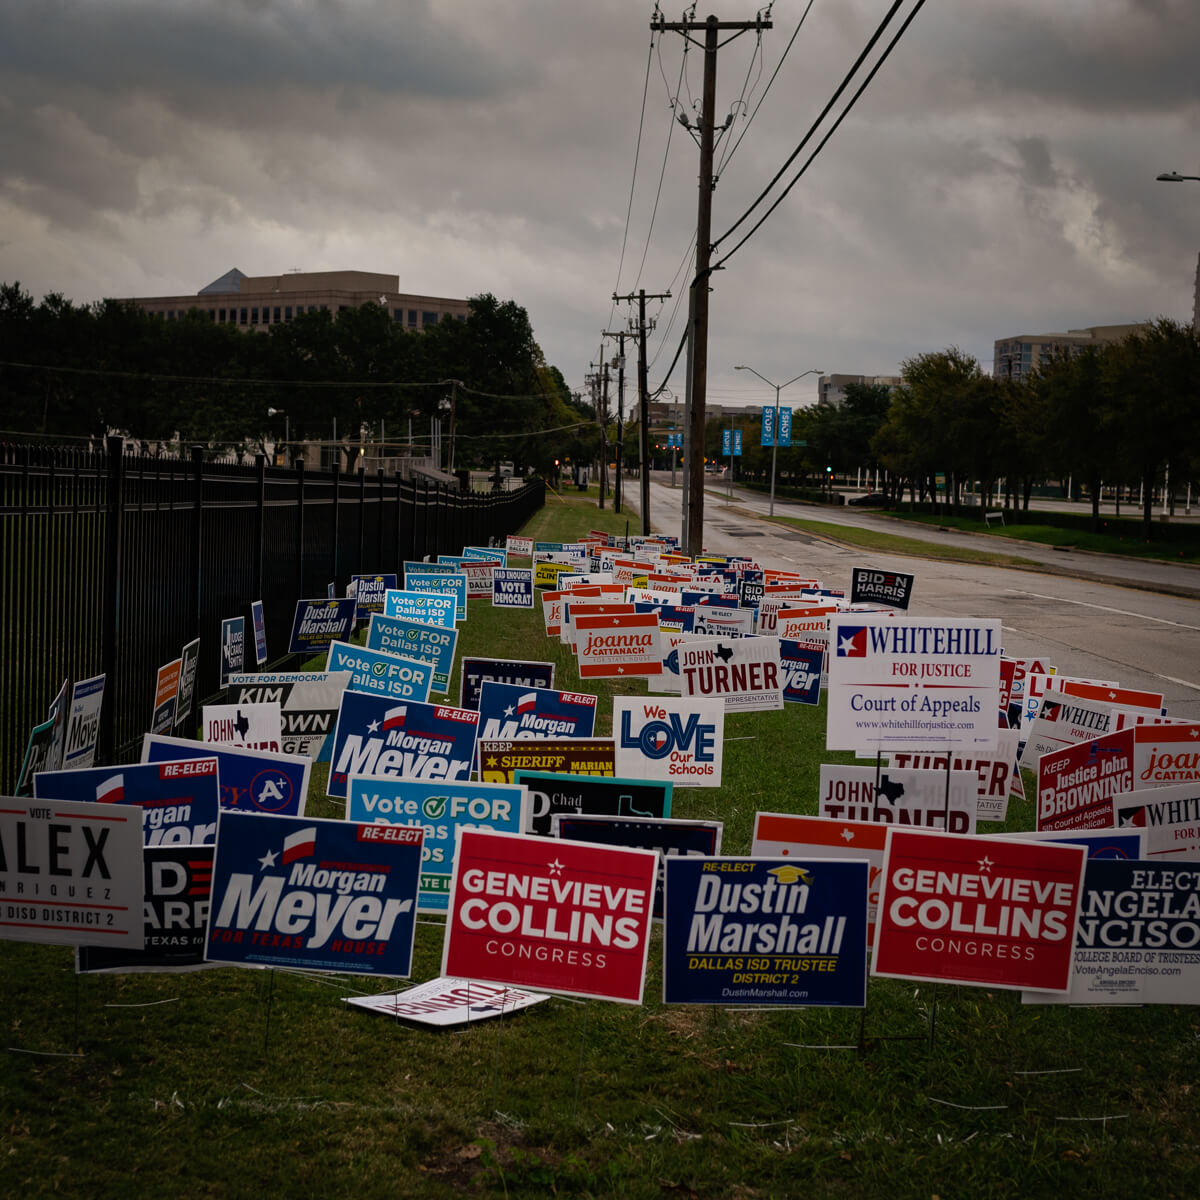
{"left": 571, "top": 1000, "right": 592, "bottom": 1121}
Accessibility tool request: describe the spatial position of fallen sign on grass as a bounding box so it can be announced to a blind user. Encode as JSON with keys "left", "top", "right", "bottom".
{"left": 344, "top": 977, "right": 550, "bottom": 1026}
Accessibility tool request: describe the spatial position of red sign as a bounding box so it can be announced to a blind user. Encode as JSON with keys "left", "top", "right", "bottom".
{"left": 442, "top": 829, "right": 657, "bottom": 1003}
{"left": 1037, "top": 730, "right": 1135, "bottom": 831}
{"left": 575, "top": 612, "right": 663, "bottom": 679}
{"left": 871, "top": 829, "right": 1086, "bottom": 992}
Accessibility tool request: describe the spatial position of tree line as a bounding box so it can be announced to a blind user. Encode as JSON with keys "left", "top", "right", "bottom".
{"left": 0, "top": 282, "right": 592, "bottom": 475}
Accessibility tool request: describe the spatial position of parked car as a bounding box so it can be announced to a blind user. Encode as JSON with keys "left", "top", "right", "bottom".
{"left": 847, "top": 491, "right": 888, "bottom": 507}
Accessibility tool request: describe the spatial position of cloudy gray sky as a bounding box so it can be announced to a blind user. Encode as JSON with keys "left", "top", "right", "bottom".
{"left": 2, "top": 0, "right": 1197, "bottom": 411}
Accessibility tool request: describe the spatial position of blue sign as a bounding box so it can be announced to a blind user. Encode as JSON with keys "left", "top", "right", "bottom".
{"left": 34, "top": 757, "right": 221, "bottom": 844}
{"left": 327, "top": 691, "right": 479, "bottom": 798}
{"left": 346, "top": 777, "right": 526, "bottom": 911}
{"left": 220, "top": 617, "right": 244, "bottom": 688}
{"left": 721, "top": 429, "right": 730, "bottom": 455}
{"left": 366, "top": 613, "right": 458, "bottom": 693}
{"left": 405, "top": 569, "right": 467, "bottom": 622}
{"left": 722, "top": 429, "right": 742, "bottom": 456}
{"left": 251, "top": 600, "right": 267, "bottom": 665}
{"left": 760, "top": 406, "right": 775, "bottom": 446}
{"left": 662, "top": 857, "right": 868, "bottom": 1006}
{"left": 733, "top": 429, "right": 742, "bottom": 456}
{"left": 351, "top": 573, "right": 398, "bottom": 620}
{"left": 780, "top": 640, "right": 823, "bottom": 706}
{"left": 633, "top": 602, "right": 696, "bottom": 633}
{"left": 553, "top": 814, "right": 719, "bottom": 920}
{"left": 462, "top": 546, "right": 507, "bottom": 565}
{"left": 383, "top": 589, "right": 454, "bottom": 626}
{"left": 328, "top": 641, "right": 434, "bottom": 702}
{"left": 492, "top": 568, "right": 535, "bottom": 609}
{"left": 402, "top": 559, "right": 458, "bottom": 581}
{"left": 778, "top": 406, "right": 792, "bottom": 447}
{"left": 287, "top": 598, "right": 356, "bottom": 655}
{"left": 142, "top": 733, "right": 310, "bottom": 817}
{"left": 459, "top": 657, "right": 555, "bottom": 711}
{"left": 680, "top": 591, "right": 739, "bottom": 609}
{"left": 205, "top": 811, "right": 423, "bottom": 978}
{"left": 668, "top": 432, "right": 683, "bottom": 449}
{"left": 476, "top": 681, "right": 598, "bottom": 744}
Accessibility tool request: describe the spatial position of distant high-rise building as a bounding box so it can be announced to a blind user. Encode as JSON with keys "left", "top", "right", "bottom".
{"left": 122, "top": 269, "right": 470, "bottom": 332}
{"left": 817, "top": 374, "right": 901, "bottom": 406}
{"left": 992, "top": 323, "right": 1150, "bottom": 381}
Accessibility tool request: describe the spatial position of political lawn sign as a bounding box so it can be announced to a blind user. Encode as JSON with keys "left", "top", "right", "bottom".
{"left": 513, "top": 771, "right": 672, "bottom": 838}
{"left": 662, "top": 857, "right": 869, "bottom": 1007}
{"left": 613, "top": 697, "right": 725, "bottom": 788}
{"left": 476, "top": 681, "right": 597, "bottom": 744}
{"left": 34, "top": 758, "right": 220, "bottom": 845}
{"left": 827, "top": 616, "right": 1002, "bottom": 753}
{"left": 477, "top": 739, "right": 617, "bottom": 784}
{"left": 346, "top": 776, "right": 526, "bottom": 911}
{"left": 76, "top": 845, "right": 216, "bottom": 975}
{"left": 1018, "top": 694, "right": 1119, "bottom": 770}
{"left": 142, "top": 734, "right": 311, "bottom": 818}
{"left": 752, "top": 813, "right": 889, "bottom": 943}
{"left": 205, "top": 811, "right": 423, "bottom": 978}
{"left": 818, "top": 764, "right": 978, "bottom": 834}
{"left": 871, "top": 829, "right": 1087, "bottom": 993}
{"left": 553, "top": 814, "right": 721, "bottom": 921}
{"left": 1111, "top": 783, "right": 1200, "bottom": 859}
{"left": 328, "top": 692, "right": 479, "bottom": 797}
{"left": 62, "top": 673, "right": 106, "bottom": 770}
{"left": 351, "top": 573, "right": 397, "bottom": 620}
{"left": 889, "top": 731, "right": 1021, "bottom": 824}
{"left": 251, "top": 600, "right": 267, "bottom": 665}
{"left": 219, "top": 617, "right": 244, "bottom": 688}
{"left": 227, "top": 670, "right": 353, "bottom": 759}
{"left": 151, "top": 658, "right": 181, "bottom": 735}
{"left": 288, "top": 598, "right": 356, "bottom": 655}
{"left": 850, "top": 567, "right": 915, "bottom": 610}
{"left": 1037, "top": 731, "right": 1137, "bottom": 832}
{"left": 441, "top": 829, "right": 657, "bottom": 1004}
{"left": 779, "top": 641, "right": 823, "bottom": 706}
{"left": 201, "top": 702, "right": 283, "bottom": 754}
{"left": 492, "top": 567, "right": 534, "bottom": 609}
{"left": 383, "top": 589, "right": 455, "bottom": 627}
{"left": 175, "top": 638, "right": 201, "bottom": 731}
{"left": 1020, "top": 858, "right": 1200, "bottom": 1005}
{"left": 575, "top": 612, "right": 663, "bottom": 680}
{"left": 327, "top": 641, "right": 434, "bottom": 704}
{"left": 458, "top": 657, "right": 555, "bottom": 711}
{"left": 677, "top": 635, "right": 782, "bottom": 711}
{"left": 366, "top": 613, "right": 458, "bottom": 694}
{"left": 405, "top": 569, "right": 466, "bottom": 621}
{"left": 0, "top": 796, "right": 143, "bottom": 949}
{"left": 344, "top": 977, "right": 549, "bottom": 1027}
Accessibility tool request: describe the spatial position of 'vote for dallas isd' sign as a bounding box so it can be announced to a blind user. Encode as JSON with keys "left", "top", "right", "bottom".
{"left": 826, "top": 616, "right": 1001, "bottom": 753}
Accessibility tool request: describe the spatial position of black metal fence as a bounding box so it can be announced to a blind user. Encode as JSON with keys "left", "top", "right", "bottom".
{"left": 0, "top": 437, "right": 544, "bottom": 793}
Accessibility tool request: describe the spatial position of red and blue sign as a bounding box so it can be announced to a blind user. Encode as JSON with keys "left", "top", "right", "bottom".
{"left": 476, "top": 681, "right": 597, "bottom": 744}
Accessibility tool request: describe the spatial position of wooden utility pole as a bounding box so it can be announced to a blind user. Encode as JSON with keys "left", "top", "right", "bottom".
{"left": 602, "top": 330, "right": 628, "bottom": 514}
{"left": 614, "top": 288, "right": 670, "bottom": 535}
{"left": 652, "top": 11, "right": 770, "bottom": 554}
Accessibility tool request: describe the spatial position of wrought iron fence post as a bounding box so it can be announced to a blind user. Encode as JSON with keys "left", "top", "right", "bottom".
{"left": 254, "top": 453, "right": 266, "bottom": 604}
{"left": 190, "top": 445, "right": 204, "bottom": 641}
{"left": 99, "top": 436, "right": 124, "bottom": 766}
{"left": 296, "top": 458, "right": 306, "bottom": 600}
{"left": 330, "top": 452, "right": 341, "bottom": 592}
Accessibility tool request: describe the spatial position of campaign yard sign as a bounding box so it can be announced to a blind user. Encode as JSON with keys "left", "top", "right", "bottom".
{"left": 676, "top": 635, "right": 782, "bottom": 712}
{"left": 1018, "top": 694, "right": 1118, "bottom": 770}
{"left": 889, "top": 731, "right": 1021, "bottom": 824}
{"left": 205, "top": 811, "right": 423, "bottom": 978}
{"left": 818, "top": 765, "right": 978, "bottom": 834}
{"left": 346, "top": 776, "right": 526, "bottom": 911}
{"left": 871, "top": 829, "right": 1087, "bottom": 993}
{"left": 0, "top": 796, "right": 143, "bottom": 949}
{"left": 1021, "top": 859, "right": 1200, "bottom": 1006}
{"left": 251, "top": 601, "right": 267, "bottom": 665}
{"left": 405, "top": 569, "right": 466, "bottom": 621}
{"left": 827, "top": 616, "right": 1002, "bottom": 753}
{"left": 553, "top": 814, "right": 721, "bottom": 921}
{"left": 476, "top": 681, "right": 598, "bottom": 744}
{"left": 461, "top": 561, "right": 495, "bottom": 600}
{"left": 575, "top": 612, "right": 663, "bottom": 680}
{"left": 613, "top": 697, "right": 724, "bottom": 789}
{"left": 327, "top": 641, "right": 434, "bottom": 704}
{"left": 514, "top": 771, "right": 672, "bottom": 838}
{"left": 202, "top": 702, "right": 283, "bottom": 754}
{"left": 142, "top": 734, "right": 311, "bottom": 817}
{"left": 151, "top": 658, "right": 181, "bottom": 735}
{"left": 366, "top": 613, "right": 458, "bottom": 694}
{"left": 850, "top": 567, "right": 915, "bottom": 610}
{"left": 76, "top": 845, "right": 216, "bottom": 975}
{"left": 1112, "top": 783, "right": 1200, "bottom": 859}
{"left": 344, "top": 977, "right": 550, "bottom": 1027}
{"left": 442, "top": 829, "right": 657, "bottom": 1004}
{"left": 662, "top": 857, "right": 868, "bottom": 1007}
{"left": 62, "top": 673, "right": 106, "bottom": 770}
{"left": 227, "top": 670, "right": 353, "bottom": 760}
{"left": 328, "top": 692, "right": 480, "bottom": 798}
{"left": 35, "top": 758, "right": 220, "bottom": 845}
{"left": 493, "top": 568, "right": 534, "bottom": 609}
{"left": 1037, "top": 731, "right": 1136, "bottom": 832}
{"left": 752, "top": 812, "right": 889, "bottom": 943}
{"left": 288, "top": 598, "right": 356, "bottom": 655}
{"left": 175, "top": 638, "right": 201, "bottom": 732}
{"left": 351, "top": 573, "right": 397, "bottom": 620}
{"left": 779, "top": 641, "right": 823, "bottom": 706}
{"left": 506, "top": 535, "right": 534, "bottom": 558}
{"left": 477, "top": 739, "right": 617, "bottom": 784}
{"left": 383, "top": 589, "right": 455, "bottom": 627}
{"left": 458, "top": 658, "right": 555, "bottom": 711}
{"left": 220, "top": 616, "right": 244, "bottom": 688}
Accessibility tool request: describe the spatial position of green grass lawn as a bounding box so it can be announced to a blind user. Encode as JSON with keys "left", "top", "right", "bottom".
{"left": 2, "top": 491, "right": 1196, "bottom": 1199}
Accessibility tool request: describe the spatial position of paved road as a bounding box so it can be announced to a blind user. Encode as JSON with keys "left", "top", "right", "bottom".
{"left": 615, "top": 477, "right": 1200, "bottom": 723}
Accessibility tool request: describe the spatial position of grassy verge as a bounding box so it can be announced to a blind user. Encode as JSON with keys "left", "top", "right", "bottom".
{"left": 2, "top": 494, "right": 1196, "bottom": 1199}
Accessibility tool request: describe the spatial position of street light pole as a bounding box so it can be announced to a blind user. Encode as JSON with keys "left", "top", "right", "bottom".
{"left": 734, "top": 366, "right": 822, "bottom": 517}
{"left": 1156, "top": 171, "right": 1200, "bottom": 182}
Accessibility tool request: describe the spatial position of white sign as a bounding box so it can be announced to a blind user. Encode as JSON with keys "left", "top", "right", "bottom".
{"left": 201, "top": 702, "right": 283, "bottom": 754}
{"left": 344, "top": 977, "right": 549, "bottom": 1026}
{"left": 676, "top": 635, "right": 782, "bottom": 712}
{"left": 818, "top": 764, "right": 978, "bottom": 835}
{"left": 613, "top": 696, "right": 725, "bottom": 789}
